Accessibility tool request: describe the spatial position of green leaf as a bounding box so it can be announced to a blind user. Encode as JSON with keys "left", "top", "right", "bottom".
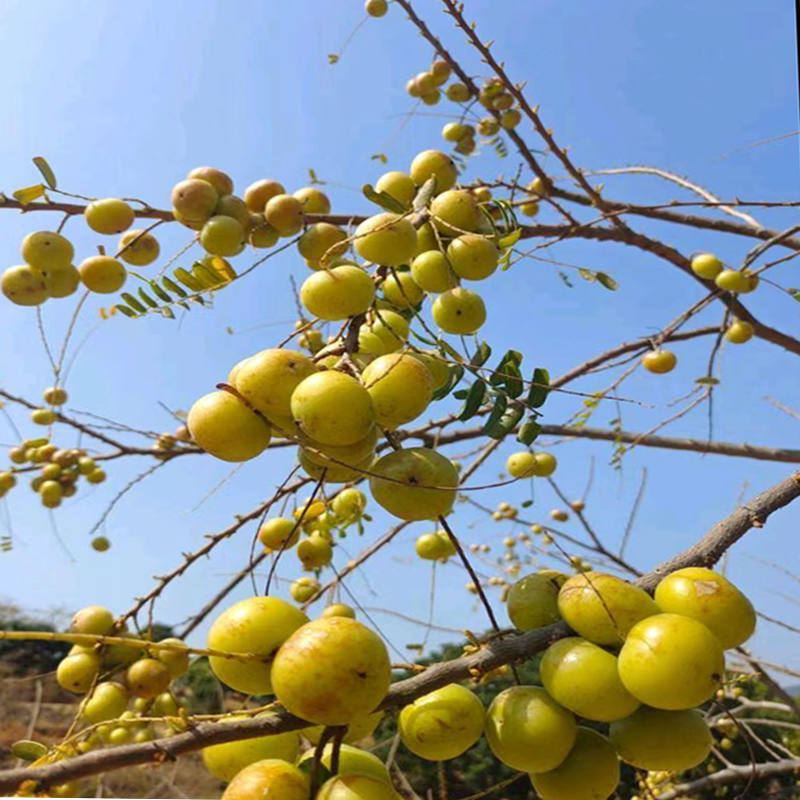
{"left": 452, "top": 389, "right": 469, "bottom": 400}
{"left": 596, "top": 271, "right": 619, "bottom": 291}
{"left": 174, "top": 268, "right": 204, "bottom": 292}
{"left": 432, "top": 363, "right": 464, "bottom": 401}
{"left": 498, "top": 228, "right": 522, "bottom": 249}
{"left": 696, "top": 376, "right": 721, "bottom": 386}
{"left": 517, "top": 418, "right": 542, "bottom": 445}
{"left": 370, "top": 153, "right": 388, "bottom": 164}
{"left": 120, "top": 293, "right": 147, "bottom": 314}
{"left": 327, "top": 54, "right": 339, "bottom": 65}
{"left": 470, "top": 341, "right": 492, "bottom": 367}
{"left": 502, "top": 360, "right": 524, "bottom": 398}
{"left": 361, "top": 184, "right": 408, "bottom": 214}
{"left": 32, "top": 157, "right": 57, "bottom": 189}
{"left": 788, "top": 288, "right": 800, "bottom": 302}
{"left": 486, "top": 404, "right": 524, "bottom": 440}
{"left": 578, "top": 268, "right": 596, "bottom": 283}
{"left": 192, "top": 262, "right": 224, "bottom": 288}
{"left": 151, "top": 281, "right": 172, "bottom": 303}
{"left": 458, "top": 380, "right": 487, "bottom": 421}
{"left": 161, "top": 306, "right": 175, "bottom": 320}
{"left": 114, "top": 304, "right": 138, "bottom": 318}
{"left": 490, "top": 350, "right": 523, "bottom": 386}
{"left": 308, "top": 168, "right": 323, "bottom": 185}
{"left": 413, "top": 176, "right": 437, "bottom": 211}
{"left": 409, "top": 329, "right": 438, "bottom": 347}
{"left": 527, "top": 367, "right": 550, "bottom": 409}
{"left": 482, "top": 394, "right": 508, "bottom": 433}
{"left": 13, "top": 184, "right": 46, "bottom": 204}
{"left": 162, "top": 277, "right": 188, "bottom": 298}
{"left": 438, "top": 338, "right": 464, "bottom": 364}
{"left": 137, "top": 288, "right": 158, "bottom": 309}
{"left": 11, "top": 740, "right": 48, "bottom": 762}
{"left": 521, "top": 499, "right": 533, "bottom": 508}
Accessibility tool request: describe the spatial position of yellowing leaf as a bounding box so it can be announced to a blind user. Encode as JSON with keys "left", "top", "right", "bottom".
{"left": 13, "top": 184, "right": 46, "bottom": 204}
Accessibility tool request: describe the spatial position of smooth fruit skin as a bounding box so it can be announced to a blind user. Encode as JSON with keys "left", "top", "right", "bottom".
{"left": 317, "top": 773, "right": 401, "bottom": 800}
{"left": 654, "top": 566, "right": 756, "bottom": 649}
{"left": 301, "top": 427, "right": 377, "bottom": 474}
{"left": 301, "top": 265, "right": 376, "bottom": 321}
{"left": 375, "top": 171, "right": 416, "bottom": 208}
{"left": 447, "top": 235, "right": 499, "bottom": 281}
{"left": 355, "top": 213, "right": 418, "bottom": 267}
{"left": 172, "top": 179, "right": 219, "bottom": 224}
{"left": 221, "top": 759, "right": 309, "bottom": 800}
{"left": 507, "top": 571, "right": 566, "bottom": 630}
{"left": 72, "top": 605, "right": 115, "bottom": 635}
{"left": 507, "top": 451, "right": 536, "bottom": 479}
{"left": 293, "top": 186, "right": 331, "bottom": 215}
{"left": 303, "top": 711, "right": 383, "bottom": 746}
{"left": 84, "top": 198, "right": 135, "bottom": 235}
{"left": 367, "top": 310, "right": 409, "bottom": 352}
{"left": 609, "top": 706, "right": 712, "bottom": 771}
{"left": 430, "top": 191, "right": 482, "bottom": 235}
{"left": 725, "top": 320, "right": 755, "bottom": 344}
{"left": 410, "top": 351, "right": 449, "bottom": 391}
{"left": 297, "top": 532, "right": 333, "bottom": 569}
{"left": 79, "top": 256, "right": 127, "bottom": 294}
{"left": 244, "top": 179, "right": 286, "bottom": 212}
{"left": 156, "top": 637, "right": 190, "bottom": 677}
{"left": 298, "top": 222, "right": 348, "bottom": 265}
{"left": 485, "top": 686, "right": 577, "bottom": 773}
{"left": 187, "top": 391, "right": 271, "bottom": 462}
{"left": 558, "top": 572, "right": 659, "bottom": 646}
{"left": 540, "top": 638, "right": 640, "bottom": 722}
{"left": 271, "top": 617, "right": 391, "bottom": 726}
{"left": 188, "top": 166, "right": 234, "bottom": 197}
{"left": 642, "top": 349, "right": 677, "bottom": 374}
{"left": 201, "top": 215, "right": 246, "bottom": 257}
{"left": 291, "top": 371, "right": 375, "bottom": 446}
{"left": 618, "top": 612, "right": 725, "bottom": 709}
{"left": 365, "top": 0, "right": 389, "bottom": 17}
{"left": 44, "top": 265, "right": 80, "bottom": 298}
{"left": 83, "top": 682, "right": 129, "bottom": 724}
{"left": 416, "top": 532, "right": 450, "bottom": 560}
{"left": 297, "top": 743, "right": 390, "bottom": 783}
{"left": 57, "top": 652, "right": 102, "bottom": 694}
{"left": 291, "top": 577, "right": 320, "bottom": 603}
{"left": 409, "top": 150, "right": 458, "bottom": 193}
{"left": 362, "top": 353, "right": 433, "bottom": 428}
{"left": 207, "top": 597, "right": 309, "bottom": 694}
{"left": 2, "top": 265, "right": 49, "bottom": 305}
{"left": 369, "top": 447, "right": 458, "bottom": 521}
{"left": 21, "top": 231, "right": 74, "bottom": 271}
{"left": 126, "top": 658, "right": 172, "bottom": 698}
{"left": 265, "top": 194, "right": 305, "bottom": 236}
{"left": 322, "top": 603, "right": 356, "bottom": 619}
{"left": 119, "top": 230, "right": 160, "bottom": 266}
{"left": 715, "top": 269, "right": 754, "bottom": 293}
{"left": 432, "top": 288, "right": 487, "bottom": 334}
{"left": 399, "top": 683, "right": 484, "bottom": 761}
{"left": 411, "top": 251, "right": 458, "bottom": 293}
{"left": 691, "top": 252, "right": 723, "bottom": 280}
{"left": 258, "top": 517, "right": 300, "bottom": 551}
{"left": 382, "top": 271, "right": 424, "bottom": 308}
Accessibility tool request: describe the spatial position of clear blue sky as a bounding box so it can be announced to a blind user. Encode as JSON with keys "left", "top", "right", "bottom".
{"left": 1, "top": 1, "right": 799, "bottom": 672}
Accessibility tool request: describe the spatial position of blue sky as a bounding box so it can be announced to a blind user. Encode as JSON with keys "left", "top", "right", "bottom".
{"left": 0, "top": 1, "right": 799, "bottom": 672}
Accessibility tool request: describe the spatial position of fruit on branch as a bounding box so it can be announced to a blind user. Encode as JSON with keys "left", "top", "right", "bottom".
{"left": 83, "top": 681, "right": 129, "bottom": 724}
{"left": 298, "top": 222, "right": 348, "bottom": 266}
{"left": 413, "top": 72, "right": 436, "bottom": 95}
{"left": 297, "top": 532, "right": 334, "bottom": 569}
{"left": 78, "top": 255, "right": 127, "bottom": 294}
{"left": 71, "top": 605, "right": 114, "bottom": 636}
{"left": 154, "top": 637, "right": 190, "bottom": 678}
{"left": 290, "top": 576, "right": 320, "bottom": 602}
{"left": 506, "top": 570, "right": 567, "bottom": 630}
{"left": 44, "top": 264, "right": 81, "bottom": 298}
{"left": 369, "top": 447, "right": 458, "bottom": 521}
{"left": 301, "top": 265, "right": 376, "bottom": 320}
{"left": 126, "top": 657, "right": 172, "bottom": 698}
{"left": 415, "top": 530, "right": 456, "bottom": 561}
{"left": 485, "top": 686, "right": 577, "bottom": 772}
{"left": 715, "top": 268, "right": 758, "bottom": 293}
{"left": 294, "top": 186, "right": 331, "bottom": 215}
{"left": 271, "top": 616, "right": 391, "bottom": 725}
{"left": 362, "top": 353, "right": 434, "bottom": 428}
{"left": 690, "top": 252, "right": 723, "bottom": 280}
{"left": 303, "top": 711, "right": 383, "bottom": 745}
{"left": 171, "top": 179, "right": 219, "bottom": 226}
{"left": 31, "top": 407, "right": 56, "bottom": 425}
{"left": 540, "top": 637, "right": 640, "bottom": 722}
{"left": 321, "top": 603, "right": 356, "bottom": 619}
{"left": 249, "top": 219, "right": 280, "bottom": 249}
{"left": 317, "top": 773, "right": 402, "bottom": 800}
{"left": 410, "top": 250, "right": 458, "bottom": 293}
{"left": 200, "top": 216, "right": 247, "bottom": 257}
{"left": 725, "top": 319, "right": 755, "bottom": 344}
{"left": 442, "top": 122, "right": 474, "bottom": 143}
{"left": 207, "top": 596, "right": 309, "bottom": 694}
{"left": 432, "top": 287, "right": 487, "bottom": 334}
{"left": 558, "top": 572, "right": 659, "bottom": 646}
{"left": 641, "top": 349, "right": 677, "bottom": 374}
{"left": 265, "top": 193, "right": 305, "bottom": 236}
{"left": 528, "top": 176, "right": 552, "bottom": 198}
{"left": 244, "top": 179, "right": 286, "bottom": 212}
{"left": 1, "top": 264, "right": 49, "bottom": 306}
{"left": 415, "top": 222, "right": 439, "bottom": 255}
{"left": 187, "top": 390, "right": 271, "bottom": 462}
{"left": 84, "top": 198, "right": 135, "bottom": 235}
{"left": 609, "top": 706, "right": 712, "bottom": 771}
{"left": 21, "top": 230, "right": 75, "bottom": 271}
{"left": 520, "top": 200, "right": 539, "bottom": 217}
{"left": 430, "top": 190, "right": 482, "bottom": 235}
{"left": 300, "top": 427, "right": 377, "bottom": 480}
{"left": 501, "top": 109, "right": 522, "bottom": 130}
{"left": 506, "top": 451, "right": 558, "bottom": 479}
{"left": 354, "top": 213, "right": 418, "bottom": 267}
{"left": 297, "top": 743, "right": 391, "bottom": 783}
{"left": 91, "top": 536, "right": 111, "bottom": 552}
{"left": 446, "top": 83, "right": 472, "bottom": 103}
{"left": 409, "top": 150, "right": 458, "bottom": 194}
{"left": 446, "top": 234, "right": 499, "bottom": 281}
{"left": 375, "top": 171, "right": 416, "bottom": 209}
{"left": 56, "top": 652, "right": 102, "bottom": 693}
{"left": 618, "top": 613, "right": 724, "bottom": 709}
{"left": 399, "top": 683, "right": 485, "bottom": 761}
{"left": 477, "top": 118, "right": 500, "bottom": 137}
{"left": 221, "top": 759, "right": 309, "bottom": 800}
{"left": 431, "top": 59, "right": 451, "bottom": 85}
{"left": 214, "top": 195, "right": 251, "bottom": 228}
{"left": 382, "top": 270, "right": 424, "bottom": 308}
{"left": 187, "top": 166, "right": 234, "bottom": 197}
{"left": 259, "top": 517, "right": 301, "bottom": 552}
{"left": 361, "top": 311, "right": 410, "bottom": 354}
{"left": 653, "top": 566, "right": 756, "bottom": 649}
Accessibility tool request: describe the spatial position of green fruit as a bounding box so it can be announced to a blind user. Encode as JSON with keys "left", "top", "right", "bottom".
{"left": 56, "top": 652, "right": 102, "bottom": 694}
{"left": 155, "top": 637, "right": 191, "bottom": 678}
{"left": 355, "top": 213, "right": 417, "bottom": 267}
{"left": 84, "top": 199, "right": 135, "bottom": 235}
{"left": 78, "top": 256, "right": 127, "bottom": 294}
{"left": 715, "top": 269, "right": 757, "bottom": 293}
{"left": 501, "top": 108, "right": 521, "bottom": 129}
{"left": 316, "top": 773, "right": 401, "bottom": 800}
{"left": 507, "top": 571, "right": 567, "bottom": 630}
{"left": 382, "top": 271, "right": 424, "bottom": 308}
{"left": 298, "top": 222, "right": 348, "bottom": 265}
{"left": 362, "top": 353, "right": 433, "bottom": 428}
{"left": 321, "top": 603, "right": 356, "bottom": 619}
{"left": 91, "top": 536, "right": 111, "bottom": 552}
{"left": 244, "top": 179, "right": 286, "bottom": 213}
{"left": 447, "top": 235, "right": 498, "bottom": 280}
{"left": 367, "top": 309, "right": 410, "bottom": 352}
{"left": 249, "top": 218, "right": 280, "bottom": 248}
{"left": 691, "top": 252, "right": 723, "bottom": 279}
{"left": 187, "top": 166, "right": 234, "bottom": 196}
{"left": 301, "top": 265, "right": 375, "bottom": 321}
{"left": 21, "top": 231, "right": 74, "bottom": 271}
{"left": 430, "top": 191, "right": 482, "bottom": 235}
{"left": 375, "top": 171, "right": 416, "bottom": 208}
{"left": 171, "top": 179, "right": 219, "bottom": 224}
{"left": 411, "top": 251, "right": 458, "bottom": 293}
{"left": 409, "top": 351, "right": 449, "bottom": 391}
{"left": 290, "top": 576, "right": 320, "bottom": 603}
{"left": 86, "top": 467, "right": 106, "bottom": 484}
{"left": 297, "top": 532, "right": 333, "bottom": 569}
{"left": 83, "top": 682, "right": 129, "bottom": 724}
{"left": 642, "top": 349, "right": 677, "bottom": 374}
{"left": 293, "top": 186, "right": 331, "bottom": 215}
{"left": 725, "top": 320, "right": 755, "bottom": 344}
{"left": 200, "top": 216, "right": 246, "bottom": 257}
{"left": 478, "top": 117, "right": 500, "bottom": 136}
{"left": 414, "top": 222, "right": 440, "bottom": 256}
{"left": 442, "top": 122, "right": 473, "bottom": 142}
{"left": 432, "top": 287, "right": 486, "bottom": 334}
{"left": 415, "top": 532, "right": 450, "bottom": 560}
{"left": 410, "top": 150, "right": 458, "bottom": 193}
{"left": 118, "top": 230, "right": 160, "bottom": 266}
{"left": 258, "top": 517, "right": 300, "bottom": 551}
{"left": 520, "top": 201, "right": 540, "bottom": 217}
{"left": 40, "top": 480, "right": 62, "bottom": 507}
{"left": 221, "top": 760, "right": 309, "bottom": 800}
{"left": 214, "top": 195, "right": 251, "bottom": 228}
{"left": 506, "top": 451, "right": 536, "bottom": 478}
{"left": 297, "top": 743, "right": 390, "bottom": 782}
{"left": 265, "top": 194, "right": 305, "bottom": 236}
{"left": 2, "top": 265, "right": 49, "bottom": 306}
{"left": 331, "top": 488, "right": 367, "bottom": 522}
{"left": 446, "top": 84, "right": 472, "bottom": 103}
{"left": 43, "top": 265, "right": 80, "bottom": 298}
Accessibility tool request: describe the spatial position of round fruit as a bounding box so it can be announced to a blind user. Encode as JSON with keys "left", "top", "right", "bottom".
{"left": 249, "top": 219, "right": 280, "bottom": 248}
{"left": 316, "top": 773, "right": 400, "bottom": 800}
{"left": 265, "top": 194, "right": 305, "bottom": 236}
{"left": 365, "top": 0, "right": 388, "bottom": 16}
{"left": 155, "top": 638, "right": 190, "bottom": 678}
{"left": 531, "top": 727, "right": 620, "bottom": 800}
{"left": 258, "top": 517, "right": 300, "bottom": 552}
{"left": 126, "top": 658, "right": 172, "bottom": 698}
{"left": 375, "top": 171, "right": 416, "bottom": 208}
{"left": 187, "top": 391, "right": 271, "bottom": 462}
{"left": 290, "top": 576, "right": 320, "bottom": 603}
{"left": 215, "top": 195, "right": 251, "bottom": 227}
{"left": 430, "top": 191, "right": 482, "bottom": 235}
{"left": 300, "top": 427, "right": 377, "bottom": 475}
{"left": 447, "top": 235, "right": 498, "bottom": 281}
{"left": 442, "top": 122, "right": 472, "bottom": 142}
{"left": 271, "top": 617, "right": 391, "bottom": 725}
{"left": 118, "top": 230, "right": 160, "bottom": 266}
{"left": 293, "top": 186, "right": 331, "bottom": 215}
{"left": 171, "top": 179, "right": 219, "bottom": 224}
{"left": 410, "top": 251, "right": 458, "bottom": 293}
{"left": 642, "top": 349, "right": 677, "bottom": 374}
{"left": 57, "top": 652, "right": 102, "bottom": 694}
{"left": 244, "top": 179, "right": 286, "bottom": 212}
{"left": 431, "top": 60, "right": 451, "bottom": 84}
{"left": 71, "top": 605, "right": 115, "bottom": 635}
{"left": 618, "top": 613, "right": 725, "bottom": 709}
{"left": 369, "top": 447, "right": 458, "bottom": 521}
{"left": 609, "top": 706, "right": 712, "bottom": 771}
{"left": 507, "top": 571, "right": 567, "bottom": 630}
{"left": 501, "top": 109, "right": 522, "bottom": 129}
{"left": 322, "top": 603, "right": 356, "bottom": 620}
{"left": 297, "top": 532, "right": 333, "bottom": 570}
{"left": 84, "top": 199, "right": 135, "bottom": 235}
{"left": 83, "top": 682, "right": 129, "bottom": 724}
{"left": 520, "top": 201, "right": 540, "bottom": 217}
{"left": 221, "top": 760, "right": 309, "bottom": 800}
{"left": 446, "top": 83, "right": 471, "bottom": 102}
{"left": 399, "top": 683, "right": 484, "bottom": 761}
{"left": 715, "top": 269, "right": 753, "bottom": 293}
{"left": 187, "top": 166, "right": 234, "bottom": 196}
{"left": 409, "top": 150, "right": 458, "bottom": 193}
{"left": 78, "top": 256, "right": 127, "bottom": 294}
{"left": 200, "top": 216, "right": 246, "bottom": 257}
{"left": 691, "top": 253, "right": 723, "bottom": 280}
{"left": 298, "top": 223, "right": 348, "bottom": 265}
{"left": 382, "top": 270, "right": 424, "bottom": 308}
{"left": 297, "top": 742, "right": 390, "bottom": 783}
{"left": 2, "top": 265, "right": 48, "bottom": 306}
{"left": 331, "top": 488, "right": 367, "bottom": 523}
{"left": 367, "top": 310, "right": 410, "bottom": 352}
{"left": 355, "top": 213, "right": 417, "bottom": 267}
{"left": 485, "top": 686, "right": 577, "bottom": 773}
{"left": 558, "top": 572, "right": 658, "bottom": 646}
{"left": 654, "top": 567, "right": 756, "bottom": 649}
{"left": 725, "top": 320, "right": 755, "bottom": 344}
{"left": 415, "top": 532, "right": 451, "bottom": 560}
{"left": 362, "top": 353, "right": 433, "bottom": 428}
{"left": 301, "top": 265, "right": 375, "bottom": 321}
{"left": 410, "top": 351, "right": 449, "bottom": 391}
{"left": 540, "top": 637, "right": 640, "bottom": 722}
{"left": 21, "top": 231, "right": 74, "bottom": 271}
{"left": 44, "top": 265, "right": 80, "bottom": 298}
{"left": 432, "top": 287, "right": 487, "bottom": 334}
{"left": 207, "top": 597, "right": 309, "bottom": 695}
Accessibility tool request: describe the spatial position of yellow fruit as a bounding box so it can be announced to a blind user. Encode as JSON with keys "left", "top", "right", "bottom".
{"left": 83, "top": 682, "right": 129, "bottom": 724}
{"left": 430, "top": 190, "right": 482, "bottom": 235}
{"left": 501, "top": 108, "right": 522, "bottom": 129}
{"left": 322, "top": 603, "right": 356, "bottom": 619}
{"left": 642, "top": 350, "right": 677, "bottom": 374}
{"left": 297, "top": 532, "right": 333, "bottom": 570}
{"left": 300, "top": 427, "right": 377, "bottom": 476}
{"left": 155, "top": 638, "right": 190, "bottom": 678}
{"left": 21, "top": 231, "right": 74, "bottom": 271}
{"left": 84, "top": 199, "right": 135, "bottom": 235}
{"left": 304, "top": 711, "right": 383, "bottom": 745}
{"left": 375, "top": 171, "right": 416, "bottom": 208}
{"left": 2, "top": 265, "right": 49, "bottom": 305}
{"left": 316, "top": 773, "right": 400, "bottom": 800}
{"left": 57, "top": 652, "right": 102, "bottom": 694}
{"left": 171, "top": 179, "right": 219, "bottom": 224}
{"left": 654, "top": 567, "right": 755, "bottom": 649}
{"left": 507, "top": 451, "right": 557, "bottom": 479}
{"left": 540, "top": 638, "right": 640, "bottom": 722}
{"left": 117, "top": 229, "right": 160, "bottom": 266}
{"left": 691, "top": 253, "right": 723, "bottom": 279}
{"left": 290, "top": 576, "right": 320, "bottom": 603}
{"left": 298, "top": 222, "right": 348, "bottom": 266}
{"left": 293, "top": 186, "right": 331, "bottom": 215}
{"left": 297, "top": 743, "right": 390, "bottom": 783}
{"left": 725, "top": 320, "right": 755, "bottom": 344}
{"left": 355, "top": 213, "right": 417, "bottom": 267}
{"left": 558, "top": 572, "right": 659, "bottom": 646}
{"left": 446, "top": 83, "right": 472, "bottom": 102}
{"left": 265, "top": 194, "right": 305, "bottom": 236}
{"left": 485, "top": 686, "right": 577, "bottom": 772}
{"left": 249, "top": 219, "right": 280, "bottom": 248}
{"left": 78, "top": 256, "right": 127, "bottom": 294}
{"left": 43, "top": 265, "right": 80, "bottom": 298}
{"left": 609, "top": 706, "right": 712, "bottom": 771}
{"left": 244, "top": 179, "right": 286, "bottom": 213}
{"left": 410, "top": 251, "right": 458, "bottom": 293}
{"left": 507, "top": 571, "right": 567, "bottom": 630}
{"left": 367, "top": 309, "right": 410, "bottom": 352}
{"left": 187, "top": 391, "right": 271, "bottom": 462}
{"left": 715, "top": 269, "right": 754, "bottom": 293}
{"left": 207, "top": 597, "right": 309, "bottom": 694}
{"left": 446, "top": 235, "right": 498, "bottom": 281}
{"left": 126, "top": 658, "right": 172, "bottom": 698}
{"left": 215, "top": 195, "right": 251, "bottom": 228}
{"left": 369, "top": 447, "right": 458, "bottom": 521}
{"left": 432, "top": 287, "right": 486, "bottom": 334}
{"left": 618, "top": 613, "right": 725, "bottom": 709}
{"left": 200, "top": 215, "right": 246, "bottom": 257}
{"left": 531, "top": 727, "right": 620, "bottom": 800}
{"left": 271, "top": 617, "right": 391, "bottom": 725}
{"left": 382, "top": 270, "right": 424, "bottom": 308}
{"left": 301, "top": 265, "right": 376, "bottom": 321}
{"left": 409, "top": 351, "right": 449, "bottom": 392}
{"left": 365, "top": 0, "right": 389, "bottom": 16}
{"left": 259, "top": 517, "right": 301, "bottom": 552}
{"left": 362, "top": 353, "right": 433, "bottom": 428}
{"left": 431, "top": 59, "right": 451, "bottom": 84}
{"left": 415, "top": 532, "right": 450, "bottom": 560}
{"left": 221, "top": 760, "right": 309, "bottom": 800}
{"left": 399, "top": 683, "right": 484, "bottom": 761}
{"left": 520, "top": 201, "right": 540, "bottom": 217}
{"left": 187, "top": 166, "right": 234, "bottom": 196}
{"left": 72, "top": 604, "right": 115, "bottom": 636}
{"left": 409, "top": 150, "right": 458, "bottom": 193}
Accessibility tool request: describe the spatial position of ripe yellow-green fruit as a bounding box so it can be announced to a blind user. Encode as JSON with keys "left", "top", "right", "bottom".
{"left": 300, "top": 427, "right": 377, "bottom": 476}
{"left": 43, "top": 386, "right": 67, "bottom": 406}
{"left": 446, "top": 83, "right": 472, "bottom": 102}
{"left": 293, "top": 186, "right": 331, "bottom": 215}
{"left": 84, "top": 199, "right": 135, "bottom": 235}
{"left": 316, "top": 773, "right": 401, "bottom": 800}
{"left": 507, "top": 571, "right": 567, "bottom": 630}
{"left": 715, "top": 268, "right": 757, "bottom": 293}
{"left": 492, "top": 93, "right": 514, "bottom": 111}
{"left": 40, "top": 479, "right": 62, "bottom": 507}
{"left": 618, "top": 613, "right": 724, "bottom": 709}
{"left": 291, "top": 371, "right": 375, "bottom": 446}
{"left": 265, "top": 194, "right": 305, "bottom": 236}
{"left": 369, "top": 447, "right": 458, "bottom": 521}
{"left": 331, "top": 488, "right": 367, "bottom": 523}
{"left": 21, "top": 231, "right": 75, "bottom": 271}
{"left": 171, "top": 179, "right": 219, "bottom": 224}
{"left": 609, "top": 706, "right": 712, "bottom": 771}
{"left": 410, "top": 150, "right": 458, "bottom": 193}
{"left": 221, "top": 760, "right": 309, "bottom": 800}
{"left": 528, "top": 176, "right": 552, "bottom": 198}
{"left": 355, "top": 213, "right": 417, "bottom": 267}
{"left": 31, "top": 408, "right": 56, "bottom": 425}
{"left": 382, "top": 270, "right": 424, "bottom": 309}
{"left": 654, "top": 567, "right": 756, "bottom": 649}
{"left": 478, "top": 117, "right": 500, "bottom": 136}
{"left": 207, "top": 596, "right": 309, "bottom": 695}
{"left": 214, "top": 195, "right": 251, "bottom": 228}
{"left": 413, "top": 71, "right": 436, "bottom": 95}
{"left": 362, "top": 353, "right": 433, "bottom": 428}
{"left": 86, "top": 467, "right": 107, "bottom": 484}
{"left": 432, "top": 287, "right": 487, "bottom": 334}
{"left": 298, "top": 223, "right": 348, "bottom": 266}
{"left": 297, "top": 743, "right": 390, "bottom": 783}
{"left": 485, "top": 686, "right": 577, "bottom": 773}
{"left": 290, "top": 576, "right": 320, "bottom": 603}
{"left": 187, "top": 166, "right": 234, "bottom": 197}
{"left": 152, "top": 691, "right": 179, "bottom": 716}
{"left": 446, "top": 235, "right": 498, "bottom": 281}
{"left": 297, "top": 532, "right": 333, "bottom": 570}
{"left": 375, "top": 171, "right": 416, "bottom": 208}
{"left": 155, "top": 638, "right": 190, "bottom": 678}
{"left": 410, "top": 351, "right": 449, "bottom": 391}
{"left": 415, "top": 532, "right": 450, "bottom": 560}
{"left": 249, "top": 218, "right": 280, "bottom": 248}
{"left": 410, "top": 251, "right": 458, "bottom": 293}
{"left": 520, "top": 201, "right": 540, "bottom": 217}
{"left": 44, "top": 265, "right": 80, "bottom": 298}
{"left": 430, "top": 190, "right": 482, "bottom": 235}
{"left": 531, "top": 727, "right": 620, "bottom": 800}
{"left": 301, "top": 265, "right": 376, "bottom": 321}
{"left": 442, "top": 122, "right": 473, "bottom": 142}
{"left": 642, "top": 349, "right": 677, "bottom": 374}
{"left": 57, "top": 652, "right": 102, "bottom": 694}
{"left": 414, "top": 221, "right": 439, "bottom": 256}
{"left": 507, "top": 452, "right": 535, "bottom": 479}
{"left": 501, "top": 108, "right": 522, "bottom": 129}
{"left": 187, "top": 391, "right": 271, "bottom": 462}
{"left": 78, "top": 256, "right": 127, "bottom": 294}
{"left": 431, "top": 59, "right": 451, "bottom": 85}
{"left": 304, "top": 711, "right": 383, "bottom": 746}
{"left": 83, "top": 681, "right": 129, "bottom": 724}
{"left": 271, "top": 617, "right": 391, "bottom": 725}
{"left": 108, "top": 727, "right": 131, "bottom": 746}
{"left": 399, "top": 683, "right": 484, "bottom": 761}
{"left": 71, "top": 605, "right": 115, "bottom": 635}
{"left": 365, "top": 0, "right": 389, "bottom": 17}
{"left": 558, "top": 572, "right": 658, "bottom": 646}
{"left": 725, "top": 320, "right": 755, "bottom": 344}
{"left": 233, "top": 348, "right": 318, "bottom": 421}
{"left": 2, "top": 265, "right": 49, "bottom": 305}
{"left": 540, "top": 637, "right": 640, "bottom": 722}
{"left": 367, "top": 309, "right": 410, "bottom": 352}
{"left": 118, "top": 229, "right": 160, "bottom": 266}
{"left": 691, "top": 252, "right": 723, "bottom": 280}
{"left": 258, "top": 517, "right": 300, "bottom": 552}
{"left": 322, "top": 603, "right": 356, "bottom": 620}
{"left": 200, "top": 216, "right": 246, "bottom": 257}
{"left": 244, "top": 179, "right": 286, "bottom": 212}
{"left": 202, "top": 719, "right": 299, "bottom": 782}
{"left": 126, "top": 658, "right": 172, "bottom": 698}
